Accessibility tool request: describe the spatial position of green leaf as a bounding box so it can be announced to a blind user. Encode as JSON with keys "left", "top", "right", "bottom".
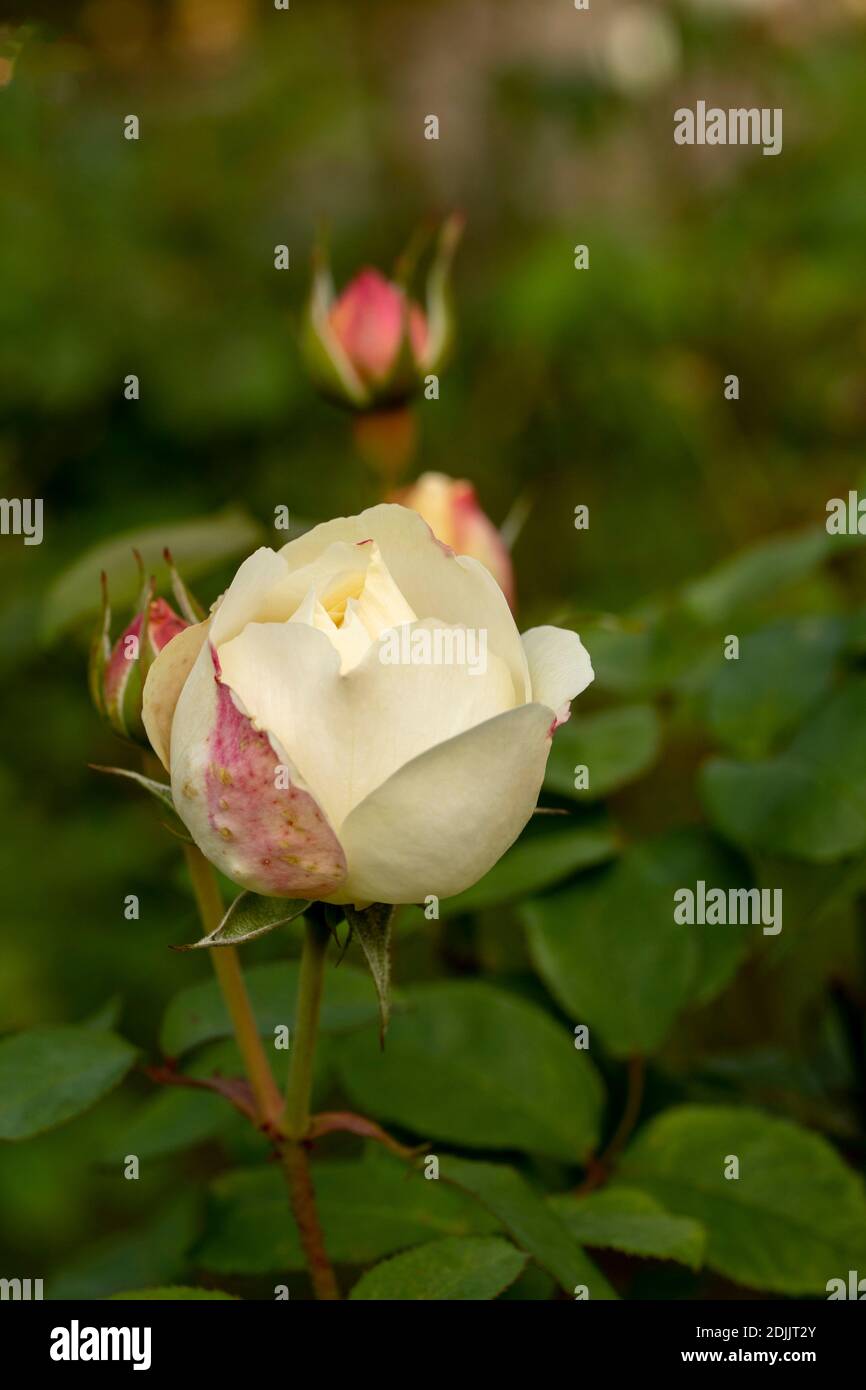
{"left": 350, "top": 1235, "right": 526, "bottom": 1301}
{"left": 174, "top": 891, "right": 309, "bottom": 951}
{"left": 100, "top": 1087, "right": 234, "bottom": 1164}
{"left": 681, "top": 528, "right": 834, "bottom": 624}
{"left": 43, "top": 507, "right": 263, "bottom": 641}
{"left": 335, "top": 980, "right": 603, "bottom": 1163}
{"left": 403, "top": 813, "right": 619, "bottom": 925}
{"left": 197, "top": 1148, "right": 496, "bottom": 1274}
{"left": 111, "top": 1286, "right": 238, "bottom": 1301}
{"left": 523, "top": 828, "right": 754, "bottom": 1057}
{"left": 704, "top": 617, "right": 844, "bottom": 758}
{"left": 160, "top": 961, "right": 383, "bottom": 1057}
{"left": 81, "top": 996, "right": 123, "bottom": 1032}
{"left": 49, "top": 1196, "right": 199, "bottom": 1299}
{"left": 584, "top": 609, "right": 713, "bottom": 698}
{"left": 548, "top": 1186, "right": 705, "bottom": 1269}
{"left": 498, "top": 1264, "right": 557, "bottom": 1300}
{"left": 702, "top": 678, "right": 866, "bottom": 862}
{"left": 89, "top": 765, "right": 175, "bottom": 814}
{"left": 0, "top": 1027, "right": 137, "bottom": 1140}
{"left": 621, "top": 1105, "right": 866, "bottom": 1294}
{"left": 544, "top": 704, "right": 661, "bottom": 801}
{"left": 440, "top": 1157, "right": 617, "bottom": 1299}
{"left": 344, "top": 902, "right": 394, "bottom": 1042}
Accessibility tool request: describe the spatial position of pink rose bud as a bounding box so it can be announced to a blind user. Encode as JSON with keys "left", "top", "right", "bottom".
{"left": 90, "top": 551, "right": 197, "bottom": 746}
{"left": 394, "top": 472, "right": 516, "bottom": 609}
{"left": 301, "top": 214, "right": 463, "bottom": 411}
{"left": 329, "top": 269, "right": 428, "bottom": 386}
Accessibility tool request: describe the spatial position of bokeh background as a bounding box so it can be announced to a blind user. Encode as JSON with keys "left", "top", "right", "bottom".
{"left": 1, "top": 0, "right": 866, "bottom": 1299}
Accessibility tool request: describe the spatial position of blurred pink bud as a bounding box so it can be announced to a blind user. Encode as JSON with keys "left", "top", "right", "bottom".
{"left": 394, "top": 472, "right": 516, "bottom": 609}
{"left": 301, "top": 215, "right": 463, "bottom": 411}
{"left": 329, "top": 269, "right": 428, "bottom": 385}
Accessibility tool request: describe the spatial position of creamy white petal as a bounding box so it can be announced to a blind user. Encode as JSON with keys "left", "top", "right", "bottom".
{"left": 280, "top": 504, "right": 531, "bottom": 704}
{"left": 209, "top": 547, "right": 291, "bottom": 647}
{"left": 521, "top": 626, "right": 594, "bottom": 727}
{"left": 142, "top": 619, "right": 210, "bottom": 769}
{"left": 217, "top": 616, "right": 516, "bottom": 831}
{"left": 331, "top": 702, "right": 555, "bottom": 905}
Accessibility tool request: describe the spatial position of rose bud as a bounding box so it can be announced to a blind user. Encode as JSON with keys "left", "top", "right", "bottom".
{"left": 394, "top": 472, "right": 516, "bottom": 610}
{"left": 142, "top": 504, "right": 593, "bottom": 907}
{"left": 90, "top": 552, "right": 198, "bottom": 746}
{"left": 301, "top": 215, "right": 463, "bottom": 411}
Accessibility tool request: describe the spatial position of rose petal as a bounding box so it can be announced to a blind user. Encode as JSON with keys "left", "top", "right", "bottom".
{"left": 332, "top": 701, "right": 555, "bottom": 904}
{"left": 521, "top": 626, "right": 594, "bottom": 730}
{"left": 217, "top": 616, "right": 516, "bottom": 835}
{"left": 142, "top": 619, "right": 211, "bottom": 769}
{"left": 169, "top": 641, "right": 348, "bottom": 898}
{"left": 279, "top": 504, "right": 530, "bottom": 703}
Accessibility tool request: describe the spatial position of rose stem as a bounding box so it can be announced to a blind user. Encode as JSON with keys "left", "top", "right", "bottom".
{"left": 574, "top": 1054, "right": 646, "bottom": 1196}
{"left": 282, "top": 912, "right": 340, "bottom": 1300}
{"left": 183, "top": 842, "right": 284, "bottom": 1131}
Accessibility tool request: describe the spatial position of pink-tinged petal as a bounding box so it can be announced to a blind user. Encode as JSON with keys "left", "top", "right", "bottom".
{"left": 396, "top": 473, "right": 516, "bottom": 608}
{"left": 449, "top": 481, "right": 515, "bottom": 609}
{"left": 521, "top": 626, "right": 594, "bottom": 730}
{"left": 148, "top": 597, "right": 188, "bottom": 653}
{"left": 170, "top": 642, "right": 348, "bottom": 899}
{"left": 328, "top": 269, "right": 426, "bottom": 383}
{"left": 104, "top": 598, "right": 189, "bottom": 739}
{"left": 217, "top": 615, "right": 515, "bottom": 834}
{"left": 103, "top": 613, "right": 143, "bottom": 714}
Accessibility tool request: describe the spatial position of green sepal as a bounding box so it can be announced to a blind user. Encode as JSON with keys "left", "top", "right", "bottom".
{"left": 300, "top": 242, "right": 371, "bottom": 409}
{"left": 88, "top": 570, "right": 112, "bottom": 719}
{"left": 164, "top": 547, "right": 206, "bottom": 623}
{"left": 112, "top": 555, "right": 153, "bottom": 743}
{"left": 422, "top": 212, "right": 464, "bottom": 373}
{"left": 344, "top": 902, "right": 395, "bottom": 1045}
{"left": 173, "top": 890, "right": 309, "bottom": 951}
{"left": 90, "top": 764, "right": 175, "bottom": 814}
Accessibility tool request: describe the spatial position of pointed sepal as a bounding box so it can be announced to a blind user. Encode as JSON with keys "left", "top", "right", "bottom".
{"left": 88, "top": 571, "right": 112, "bottom": 719}
{"left": 89, "top": 764, "right": 175, "bottom": 813}
{"left": 300, "top": 241, "right": 371, "bottom": 409}
{"left": 344, "top": 902, "right": 395, "bottom": 1046}
{"left": 164, "top": 548, "right": 206, "bottom": 624}
{"left": 173, "top": 890, "right": 309, "bottom": 951}
{"left": 422, "top": 212, "right": 464, "bottom": 373}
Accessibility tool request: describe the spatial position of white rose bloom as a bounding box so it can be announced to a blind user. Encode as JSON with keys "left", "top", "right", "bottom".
{"left": 143, "top": 504, "right": 593, "bottom": 906}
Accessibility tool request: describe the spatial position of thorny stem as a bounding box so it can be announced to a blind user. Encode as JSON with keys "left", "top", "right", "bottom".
{"left": 183, "top": 849, "right": 339, "bottom": 1298}
{"left": 281, "top": 1142, "right": 340, "bottom": 1301}
{"left": 142, "top": 729, "right": 338, "bottom": 1297}
{"left": 182, "top": 842, "right": 284, "bottom": 1132}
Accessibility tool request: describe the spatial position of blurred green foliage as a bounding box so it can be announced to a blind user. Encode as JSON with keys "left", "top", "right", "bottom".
{"left": 1, "top": 1, "right": 866, "bottom": 1299}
